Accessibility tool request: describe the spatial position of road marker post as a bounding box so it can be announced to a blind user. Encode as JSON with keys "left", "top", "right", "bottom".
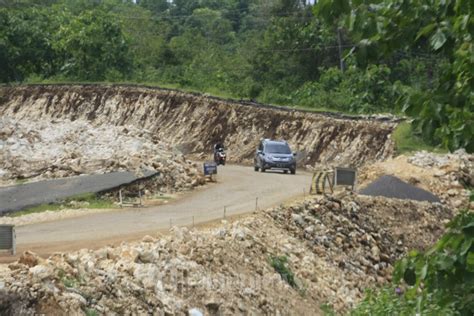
{"left": 138, "top": 187, "right": 142, "bottom": 206}
{"left": 224, "top": 206, "right": 227, "bottom": 219}
{"left": 255, "top": 197, "right": 259, "bottom": 211}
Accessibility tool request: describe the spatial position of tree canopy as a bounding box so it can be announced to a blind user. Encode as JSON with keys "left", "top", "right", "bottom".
{"left": 0, "top": 0, "right": 472, "bottom": 152}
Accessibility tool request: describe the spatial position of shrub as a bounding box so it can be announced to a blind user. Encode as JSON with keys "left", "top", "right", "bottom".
{"left": 270, "top": 255, "right": 296, "bottom": 288}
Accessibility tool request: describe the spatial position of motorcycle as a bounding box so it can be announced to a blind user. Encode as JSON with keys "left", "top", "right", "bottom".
{"left": 214, "top": 147, "right": 227, "bottom": 165}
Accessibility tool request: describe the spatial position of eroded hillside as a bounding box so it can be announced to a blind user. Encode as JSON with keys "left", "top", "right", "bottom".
{"left": 0, "top": 84, "right": 397, "bottom": 169}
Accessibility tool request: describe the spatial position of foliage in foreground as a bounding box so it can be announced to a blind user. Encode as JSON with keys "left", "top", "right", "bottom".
{"left": 352, "top": 211, "right": 474, "bottom": 315}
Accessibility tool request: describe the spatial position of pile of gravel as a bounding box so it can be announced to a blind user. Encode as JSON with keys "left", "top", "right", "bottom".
{"left": 359, "top": 175, "right": 440, "bottom": 203}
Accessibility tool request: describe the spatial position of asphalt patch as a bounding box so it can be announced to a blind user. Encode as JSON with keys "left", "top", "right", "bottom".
{"left": 0, "top": 170, "right": 158, "bottom": 215}
{"left": 359, "top": 175, "right": 440, "bottom": 203}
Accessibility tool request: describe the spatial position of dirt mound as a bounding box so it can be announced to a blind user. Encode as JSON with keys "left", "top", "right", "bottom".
{"left": 0, "top": 193, "right": 452, "bottom": 314}
{"left": 267, "top": 193, "right": 452, "bottom": 311}
{"left": 359, "top": 175, "right": 441, "bottom": 202}
{"left": 0, "top": 84, "right": 397, "bottom": 168}
{"left": 358, "top": 150, "right": 473, "bottom": 210}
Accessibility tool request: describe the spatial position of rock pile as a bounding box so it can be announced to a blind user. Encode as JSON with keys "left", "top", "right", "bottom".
{"left": 408, "top": 149, "right": 474, "bottom": 188}
{"left": 0, "top": 194, "right": 453, "bottom": 314}
{"left": 266, "top": 193, "right": 453, "bottom": 310}
{"left": 1, "top": 225, "right": 320, "bottom": 315}
{"left": 0, "top": 118, "right": 205, "bottom": 192}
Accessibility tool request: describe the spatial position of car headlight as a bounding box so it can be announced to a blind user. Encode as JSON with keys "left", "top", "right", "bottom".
{"left": 265, "top": 155, "right": 274, "bottom": 161}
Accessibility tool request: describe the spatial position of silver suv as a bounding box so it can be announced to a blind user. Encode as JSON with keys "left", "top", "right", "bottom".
{"left": 254, "top": 139, "right": 296, "bottom": 174}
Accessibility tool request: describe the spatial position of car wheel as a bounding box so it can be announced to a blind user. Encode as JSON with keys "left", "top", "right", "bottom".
{"left": 260, "top": 166, "right": 266, "bottom": 172}
{"left": 254, "top": 165, "right": 259, "bottom": 172}
{"left": 290, "top": 168, "right": 296, "bottom": 175}
{"left": 283, "top": 170, "right": 288, "bottom": 174}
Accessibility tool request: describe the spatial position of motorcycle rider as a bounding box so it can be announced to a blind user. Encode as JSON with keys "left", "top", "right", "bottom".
{"left": 213, "top": 143, "right": 226, "bottom": 165}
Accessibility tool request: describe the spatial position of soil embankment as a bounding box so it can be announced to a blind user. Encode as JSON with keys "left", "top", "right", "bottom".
{"left": 0, "top": 84, "right": 397, "bottom": 168}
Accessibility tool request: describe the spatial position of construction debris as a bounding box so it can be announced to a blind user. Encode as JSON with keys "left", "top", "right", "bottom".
{"left": 0, "top": 117, "right": 205, "bottom": 192}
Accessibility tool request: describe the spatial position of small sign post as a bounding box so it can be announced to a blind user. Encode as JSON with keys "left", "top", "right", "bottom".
{"left": 334, "top": 167, "right": 357, "bottom": 191}
{"left": 203, "top": 162, "right": 218, "bottom": 181}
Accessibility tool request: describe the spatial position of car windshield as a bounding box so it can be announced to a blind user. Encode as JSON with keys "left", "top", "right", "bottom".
{"left": 265, "top": 143, "right": 291, "bottom": 154}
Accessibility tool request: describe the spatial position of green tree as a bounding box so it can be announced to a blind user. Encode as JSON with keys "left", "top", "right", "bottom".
{"left": 0, "top": 7, "right": 56, "bottom": 82}
{"left": 314, "top": 0, "right": 474, "bottom": 152}
{"left": 54, "top": 8, "right": 130, "bottom": 80}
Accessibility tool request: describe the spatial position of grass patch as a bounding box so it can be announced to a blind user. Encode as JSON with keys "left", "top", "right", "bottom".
{"left": 320, "top": 303, "right": 336, "bottom": 316}
{"left": 84, "top": 309, "right": 98, "bottom": 316}
{"left": 152, "top": 193, "right": 173, "bottom": 200}
{"left": 392, "top": 122, "right": 447, "bottom": 154}
{"left": 8, "top": 193, "right": 116, "bottom": 217}
{"left": 57, "top": 268, "right": 84, "bottom": 288}
{"left": 270, "top": 255, "right": 296, "bottom": 288}
{"left": 10, "top": 203, "right": 64, "bottom": 217}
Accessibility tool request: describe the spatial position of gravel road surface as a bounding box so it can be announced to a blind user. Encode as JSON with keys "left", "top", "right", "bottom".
{"left": 0, "top": 170, "right": 158, "bottom": 214}
{"left": 7, "top": 165, "right": 312, "bottom": 258}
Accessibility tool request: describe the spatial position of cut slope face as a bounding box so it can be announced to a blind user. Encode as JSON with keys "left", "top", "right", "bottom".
{"left": 0, "top": 84, "right": 397, "bottom": 167}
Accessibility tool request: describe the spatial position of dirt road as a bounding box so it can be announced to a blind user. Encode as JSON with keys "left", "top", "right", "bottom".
{"left": 9, "top": 165, "right": 312, "bottom": 258}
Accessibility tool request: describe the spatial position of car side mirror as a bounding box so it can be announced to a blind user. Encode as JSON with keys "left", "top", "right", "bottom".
{"left": 292, "top": 152, "right": 297, "bottom": 157}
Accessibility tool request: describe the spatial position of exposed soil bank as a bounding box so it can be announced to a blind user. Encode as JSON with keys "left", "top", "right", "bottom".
{"left": 0, "top": 84, "right": 397, "bottom": 167}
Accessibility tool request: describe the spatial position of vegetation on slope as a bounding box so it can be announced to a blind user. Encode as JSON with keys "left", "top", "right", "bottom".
{"left": 352, "top": 211, "right": 474, "bottom": 315}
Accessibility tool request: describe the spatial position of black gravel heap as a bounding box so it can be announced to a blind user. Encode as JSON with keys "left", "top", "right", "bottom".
{"left": 359, "top": 175, "right": 441, "bottom": 203}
